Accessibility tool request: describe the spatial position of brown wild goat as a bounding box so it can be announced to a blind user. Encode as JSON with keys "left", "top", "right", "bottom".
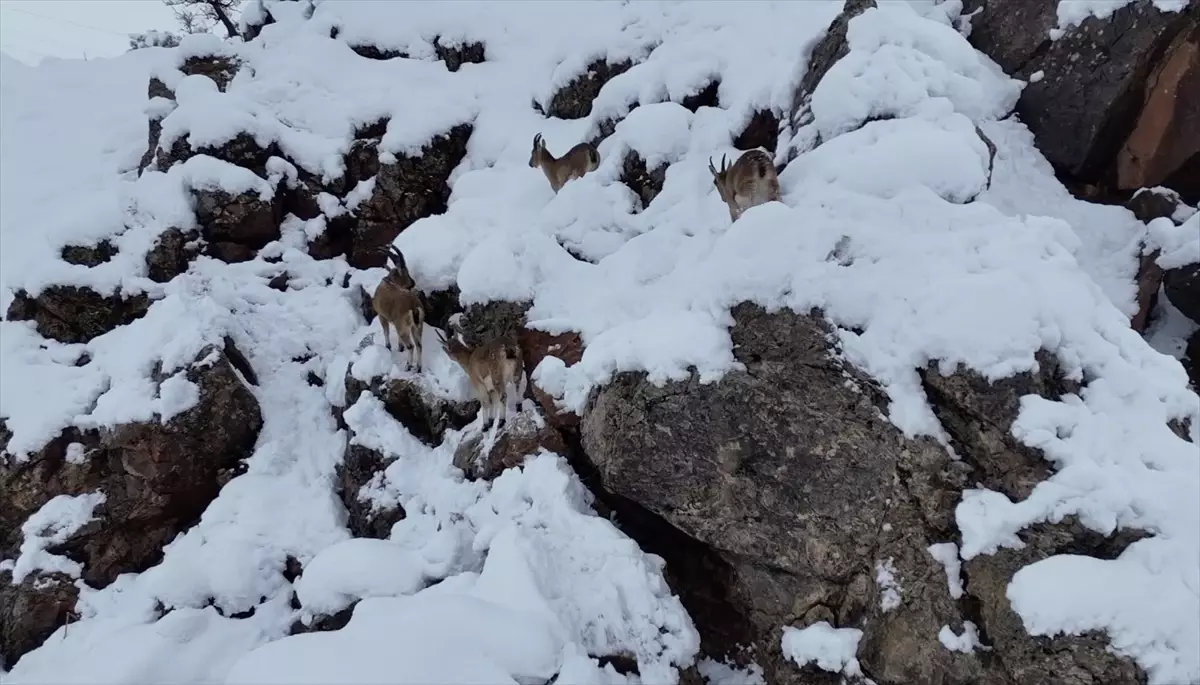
{"left": 709, "top": 149, "right": 782, "bottom": 221}
{"left": 436, "top": 329, "right": 524, "bottom": 429}
{"left": 529, "top": 133, "right": 600, "bottom": 193}
{"left": 373, "top": 245, "right": 425, "bottom": 372}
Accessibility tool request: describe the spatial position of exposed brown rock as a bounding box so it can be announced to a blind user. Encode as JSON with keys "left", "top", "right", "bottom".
{"left": 1126, "top": 187, "right": 1188, "bottom": 223}
{"left": 966, "top": 0, "right": 1197, "bottom": 192}
{"left": 159, "top": 132, "right": 279, "bottom": 178}
{"left": 193, "top": 186, "right": 281, "bottom": 257}
{"left": 180, "top": 55, "right": 239, "bottom": 92}
{"left": 0, "top": 571, "right": 79, "bottom": 668}
{"left": 348, "top": 44, "right": 408, "bottom": 61}
{"left": 61, "top": 240, "right": 117, "bottom": 267}
{"left": 1163, "top": 262, "right": 1200, "bottom": 324}
{"left": 434, "top": 38, "right": 485, "bottom": 72}
{"left": 787, "top": 0, "right": 877, "bottom": 155}
{"left": 338, "top": 445, "right": 404, "bottom": 539}
{"left": 1116, "top": 20, "right": 1200, "bottom": 196}
{"left": 343, "top": 373, "right": 476, "bottom": 446}
{"left": 580, "top": 303, "right": 1142, "bottom": 684}
{"left": 620, "top": 150, "right": 668, "bottom": 210}
{"left": 547, "top": 59, "right": 634, "bottom": 120}
{"left": 0, "top": 344, "right": 261, "bottom": 663}
{"left": 351, "top": 123, "right": 472, "bottom": 268}
{"left": 1131, "top": 248, "right": 1164, "bottom": 333}
{"left": 146, "top": 228, "right": 200, "bottom": 283}
{"left": 453, "top": 411, "right": 567, "bottom": 481}
{"left": 521, "top": 327, "right": 585, "bottom": 430}
{"left": 5, "top": 286, "right": 152, "bottom": 344}
{"left": 732, "top": 109, "right": 780, "bottom": 155}
{"left": 679, "top": 79, "right": 720, "bottom": 112}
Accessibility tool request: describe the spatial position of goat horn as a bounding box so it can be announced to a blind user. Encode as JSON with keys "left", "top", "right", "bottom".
{"left": 708, "top": 157, "right": 718, "bottom": 176}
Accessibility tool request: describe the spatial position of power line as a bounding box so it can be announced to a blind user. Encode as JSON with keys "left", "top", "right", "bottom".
{"left": 0, "top": 6, "right": 132, "bottom": 38}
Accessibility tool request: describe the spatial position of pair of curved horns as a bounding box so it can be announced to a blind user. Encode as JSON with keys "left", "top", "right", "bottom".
{"left": 532, "top": 133, "right": 545, "bottom": 149}
{"left": 708, "top": 154, "right": 729, "bottom": 177}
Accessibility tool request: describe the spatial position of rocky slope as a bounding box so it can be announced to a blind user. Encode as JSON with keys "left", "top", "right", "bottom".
{"left": 1, "top": 1, "right": 1198, "bottom": 684}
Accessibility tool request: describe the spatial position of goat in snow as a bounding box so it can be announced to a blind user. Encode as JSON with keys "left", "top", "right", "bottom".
{"left": 436, "top": 329, "right": 525, "bottom": 429}
{"left": 373, "top": 245, "right": 425, "bottom": 372}
{"left": 529, "top": 133, "right": 600, "bottom": 192}
{"left": 709, "top": 149, "right": 781, "bottom": 221}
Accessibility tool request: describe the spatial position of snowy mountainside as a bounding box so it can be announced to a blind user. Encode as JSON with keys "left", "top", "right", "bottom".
{"left": 1, "top": 1, "right": 1198, "bottom": 684}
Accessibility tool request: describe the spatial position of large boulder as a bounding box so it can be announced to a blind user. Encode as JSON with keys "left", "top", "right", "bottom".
{"left": 580, "top": 303, "right": 1145, "bottom": 684}
{"left": 452, "top": 410, "right": 567, "bottom": 481}
{"left": 193, "top": 186, "right": 282, "bottom": 262}
{"left": 965, "top": 0, "right": 1198, "bottom": 198}
{"left": 5, "top": 286, "right": 152, "bottom": 345}
{"left": 0, "top": 571, "right": 78, "bottom": 670}
{"left": 0, "top": 344, "right": 262, "bottom": 664}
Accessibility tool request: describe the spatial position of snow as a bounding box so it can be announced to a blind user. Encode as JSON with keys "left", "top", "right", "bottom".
{"left": 875, "top": 557, "right": 903, "bottom": 612}
{"left": 927, "top": 542, "right": 964, "bottom": 600}
{"left": 6, "top": 491, "right": 106, "bottom": 583}
{"left": 696, "top": 657, "right": 766, "bottom": 685}
{"left": 1054, "top": 0, "right": 1190, "bottom": 34}
{"left": 3, "top": 0, "right": 1199, "bottom": 683}
{"left": 938, "top": 621, "right": 985, "bottom": 653}
{"left": 780, "top": 622, "right": 863, "bottom": 678}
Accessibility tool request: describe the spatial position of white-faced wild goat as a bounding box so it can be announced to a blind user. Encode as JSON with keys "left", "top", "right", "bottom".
{"left": 529, "top": 133, "right": 600, "bottom": 193}
{"left": 373, "top": 245, "right": 425, "bottom": 372}
{"left": 436, "top": 329, "right": 525, "bottom": 429}
{"left": 709, "top": 149, "right": 782, "bottom": 221}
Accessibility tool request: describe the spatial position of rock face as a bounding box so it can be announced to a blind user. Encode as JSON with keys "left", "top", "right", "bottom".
{"left": 1164, "top": 262, "right": 1200, "bottom": 324}
{"left": 343, "top": 373, "right": 476, "bottom": 446}
{"left": 146, "top": 228, "right": 200, "bottom": 283}
{"left": 580, "top": 303, "right": 1143, "bottom": 684}
{"left": 5, "top": 286, "right": 152, "bottom": 344}
{"left": 351, "top": 123, "right": 472, "bottom": 268}
{"left": 61, "top": 240, "right": 117, "bottom": 267}
{"left": 194, "top": 187, "right": 282, "bottom": 263}
{"left": 787, "top": 0, "right": 877, "bottom": 154}
{"left": 1116, "top": 19, "right": 1200, "bottom": 199}
{"left": 0, "top": 571, "right": 79, "bottom": 669}
{"left": 620, "top": 150, "right": 668, "bottom": 209}
{"left": 546, "top": 59, "right": 634, "bottom": 120}
{"left": 0, "top": 344, "right": 262, "bottom": 665}
{"left": 338, "top": 444, "right": 405, "bottom": 539}
{"left": 965, "top": 0, "right": 1198, "bottom": 199}
{"left": 453, "top": 411, "right": 567, "bottom": 481}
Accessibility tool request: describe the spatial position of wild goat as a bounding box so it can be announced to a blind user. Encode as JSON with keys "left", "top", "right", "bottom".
{"left": 709, "top": 149, "right": 782, "bottom": 221}
{"left": 373, "top": 245, "right": 425, "bottom": 372}
{"left": 529, "top": 133, "right": 600, "bottom": 192}
{"left": 436, "top": 329, "right": 525, "bottom": 429}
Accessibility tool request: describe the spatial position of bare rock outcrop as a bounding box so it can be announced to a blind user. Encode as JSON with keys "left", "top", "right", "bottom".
{"left": 453, "top": 411, "right": 567, "bottom": 481}
{"left": 343, "top": 373, "right": 476, "bottom": 446}
{"left": 787, "top": 0, "right": 876, "bottom": 150}
{"left": 546, "top": 59, "right": 634, "bottom": 120}
{"left": 193, "top": 186, "right": 282, "bottom": 263}
{"left": 5, "top": 286, "right": 152, "bottom": 345}
{"left": 0, "top": 343, "right": 262, "bottom": 665}
{"left": 61, "top": 240, "right": 117, "bottom": 267}
{"left": 579, "top": 303, "right": 1145, "bottom": 684}
{"left": 146, "top": 228, "right": 201, "bottom": 283}
{"left": 338, "top": 444, "right": 404, "bottom": 540}
{"left": 351, "top": 123, "right": 472, "bottom": 268}
{"left": 434, "top": 38, "right": 485, "bottom": 72}
{"left": 965, "top": 0, "right": 1198, "bottom": 199}
{"left": 619, "top": 150, "right": 668, "bottom": 210}
{"left": 0, "top": 571, "right": 79, "bottom": 669}
{"left": 1164, "top": 262, "right": 1200, "bottom": 325}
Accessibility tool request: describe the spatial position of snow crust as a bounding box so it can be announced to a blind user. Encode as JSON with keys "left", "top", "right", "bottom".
{"left": 3, "top": 492, "right": 106, "bottom": 583}
{"left": 2, "top": 0, "right": 1198, "bottom": 683}
{"left": 939, "top": 621, "right": 985, "bottom": 654}
{"left": 780, "top": 622, "right": 863, "bottom": 677}
{"left": 1053, "top": 0, "right": 1190, "bottom": 35}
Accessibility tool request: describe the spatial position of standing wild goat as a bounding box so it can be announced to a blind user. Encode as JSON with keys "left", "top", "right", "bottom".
{"left": 436, "top": 329, "right": 525, "bottom": 429}
{"left": 529, "top": 133, "right": 600, "bottom": 192}
{"left": 709, "top": 149, "right": 782, "bottom": 221}
{"left": 373, "top": 245, "right": 425, "bottom": 372}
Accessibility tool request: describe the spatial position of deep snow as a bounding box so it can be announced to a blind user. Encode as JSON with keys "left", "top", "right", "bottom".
{"left": 1, "top": 0, "right": 1198, "bottom": 683}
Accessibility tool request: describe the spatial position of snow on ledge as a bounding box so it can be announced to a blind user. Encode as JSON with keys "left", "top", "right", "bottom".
{"left": 781, "top": 621, "right": 864, "bottom": 678}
